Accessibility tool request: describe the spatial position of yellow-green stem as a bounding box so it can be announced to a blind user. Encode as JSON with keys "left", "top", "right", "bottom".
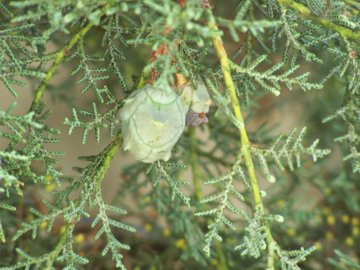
{"left": 95, "top": 129, "right": 123, "bottom": 189}
{"left": 209, "top": 21, "right": 276, "bottom": 269}
{"left": 210, "top": 23, "right": 263, "bottom": 209}
{"left": 29, "top": 22, "right": 93, "bottom": 112}
{"left": 277, "top": 0, "right": 360, "bottom": 41}
{"left": 29, "top": 3, "right": 110, "bottom": 112}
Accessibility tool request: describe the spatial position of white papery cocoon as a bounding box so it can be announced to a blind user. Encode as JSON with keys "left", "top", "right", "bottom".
{"left": 120, "top": 84, "right": 188, "bottom": 163}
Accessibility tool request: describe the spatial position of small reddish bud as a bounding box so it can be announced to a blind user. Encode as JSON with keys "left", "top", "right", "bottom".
{"left": 178, "top": 0, "right": 186, "bottom": 8}
{"left": 149, "top": 69, "right": 158, "bottom": 84}
{"left": 149, "top": 44, "right": 168, "bottom": 84}
{"left": 158, "top": 44, "right": 168, "bottom": 55}
{"left": 150, "top": 44, "right": 168, "bottom": 61}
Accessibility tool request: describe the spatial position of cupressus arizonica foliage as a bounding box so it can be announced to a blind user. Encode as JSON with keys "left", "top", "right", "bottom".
{"left": 1, "top": 0, "right": 360, "bottom": 269}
